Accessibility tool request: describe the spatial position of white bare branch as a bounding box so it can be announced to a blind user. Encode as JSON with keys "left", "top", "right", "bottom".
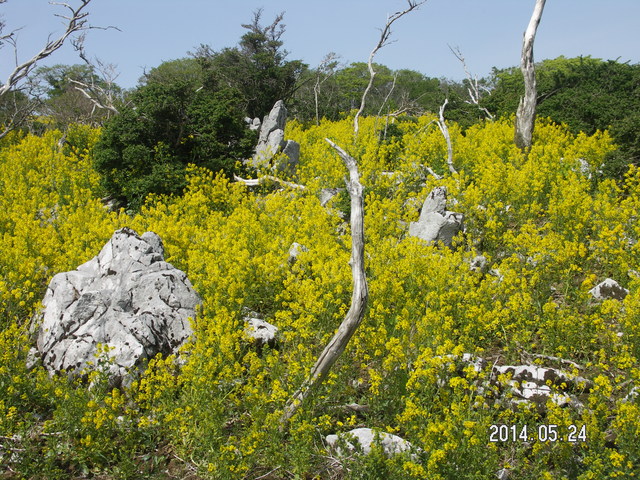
{"left": 353, "top": 0, "right": 427, "bottom": 135}
{"left": 233, "top": 174, "right": 306, "bottom": 190}
{"left": 514, "top": 0, "right": 546, "bottom": 150}
{"left": 0, "top": 1, "right": 96, "bottom": 97}
{"left": 314, "top": 52, "right": 340, "bottom": 126}
{"left": 281, "top": 138, "right": 368, "bottom": 426}
{"left": 449, "top": 45, "right": 494, "bottom": 120}
{"left": 69, "top": 34, "right": 121, "bottom": 115}
{"left": 436, "top": 99, "right": 456, "bottom": 174}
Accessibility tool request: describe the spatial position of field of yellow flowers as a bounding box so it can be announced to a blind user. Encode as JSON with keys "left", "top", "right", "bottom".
{"left": 1, "top": 115, "right": 639, "bottom": 479}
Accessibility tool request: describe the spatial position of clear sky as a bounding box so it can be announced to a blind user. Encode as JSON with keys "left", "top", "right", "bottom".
{"left": 2, "top": 0, "right": 639, "bottom": 89}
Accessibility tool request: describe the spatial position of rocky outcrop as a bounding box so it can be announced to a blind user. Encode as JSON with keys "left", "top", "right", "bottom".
{"left": 242, "top": 309, "right": 278, "bottom": 348}
{"left": 492, "top": 364, "right": 591, "bottom": 410}
{"left": 250, "top": 100, "right": 300, "bottom": 173}
{"left": 33, "top": 228, "right": 200, "bottom": 386}
{"left": 427, "top": 353, "right": 591, "bottom": 411}
{"left": 409, "top": 186, "right": 463, "bottom": 247}
{"left": 326, "top": 428, "right": 419, "bottom": 459}
{"left": 589, "top": 278, "right": 629, "bottom": 301}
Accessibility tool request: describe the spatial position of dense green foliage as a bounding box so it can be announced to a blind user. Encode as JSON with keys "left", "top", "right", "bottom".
{"left": 92, "top": 60, "right": 255, "bottom": 210}
{"left": 484, "top": 56, "right": 640, "bottom": 177}
{"left": 193, "top": 10, "right": 306, "bottom": 119}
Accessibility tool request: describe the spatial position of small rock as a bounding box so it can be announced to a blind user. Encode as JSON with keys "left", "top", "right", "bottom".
{"left": 408, "top": 186, "right": 463, "bottom": 247}
{"left": 589, "top": 278, "right": 629, "bottom": 300}
{"left": 469, "top": 255, "right": 488, "bottom": 273}
{"left": 288, "top": 242, "right": 308, "bottom": 264}
{"left": 242, "top": 309, "right": 278, "bottom": 347}
{"left": 326, "top": 428, "right": 419, "bottom": 459}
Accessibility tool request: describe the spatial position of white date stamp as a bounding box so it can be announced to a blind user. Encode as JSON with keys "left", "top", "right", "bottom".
{"left": 489, "top": 424, "right": 587, "bottom": 443}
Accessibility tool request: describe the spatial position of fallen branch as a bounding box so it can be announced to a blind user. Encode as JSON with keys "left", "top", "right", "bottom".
{"left": 280, "top": 138, "right": 368, "bottom": 426}
{"left": 520, "top": 349, "right": 584, "bottom": 370}
{"left": 233, "top": 174, "right": 306, "bottom": 190}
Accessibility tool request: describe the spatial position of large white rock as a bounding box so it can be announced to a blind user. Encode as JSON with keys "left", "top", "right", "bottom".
{"left": 242, "top": 309, "right": 278, "bottom": 347}
{"left": 409, "top": 186, "right": 463, "bottom": 247}
{"left": 252, "top": 100, "right": 288, "bottom": 168}
{"left": 589, "top": 278, "right": 629, "bottom": 300}
{"left": 326, "top": 428, "right": 419, "bottom": 459}
{"left": 34, "top": 228, "right": 200, "bottom": 385}
{"left": 250, "top": 101, "right": 300, "bottom": 172}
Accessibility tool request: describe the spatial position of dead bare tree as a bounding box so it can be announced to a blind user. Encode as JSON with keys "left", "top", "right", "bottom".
{"left": 449, "top": 45, "right": 494, "bottom": 120}
{"left": 436, "top": 99, "right": 456, "bottom": 174}
{"left": 69, "top": 34, "right": 122, "bottom": 116}
{"left": 0, "top": 1, "right": 95, "bottom": 97}
{"left": 514, "top": 0, "right": 546, "bottom": 150}
{"left": 281, "top": 0, "right": 426, "bottom": 427}
{"left": 353, "top": 0, "right": 427, "bottom": 136}
{"left": 313, "top": 52, "right": 340, "bottom": 126}
{"left": 280, "top": 139, "right": 367, "bottom": 425}
{"left": 0, "top": 1, "right": 103, "bottom": 137}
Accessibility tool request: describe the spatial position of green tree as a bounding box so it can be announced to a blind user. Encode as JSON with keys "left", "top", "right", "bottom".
{"left": 33, "top": 64, "right": 120, "bottom": 127}
{"left": 193, "top": 10, "right": 306, "bottom": 119}
{"left": 93, "top": 59, "right": 254, "bottom": 210}
{"left": 484, "top": 56, "right": 640, "bottom": 176}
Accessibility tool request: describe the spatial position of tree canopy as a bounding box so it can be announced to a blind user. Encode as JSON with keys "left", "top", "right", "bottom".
{"left": 484, "top": 56, "right": 640, "bottom": 175}
{"left": 92, "top": 60, "right": 254, "bottom": 210}
{"left": 192, "top": 9, "right": 306, "bottom": 119}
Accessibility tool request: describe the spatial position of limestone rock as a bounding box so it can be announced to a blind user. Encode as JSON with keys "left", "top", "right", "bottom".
{"left": 589, "top": 278, "right": 629, "bottom": 300}
{"left": 242, "top": 309, "right": 278, "bottom": 347}
{"left": 492, "top": 365, "right": 591, "bottom": 410}
{"left": 469, "top": 255, "right": 488, "bottom": 273}
{"left": 244, "top": 116, "right": 261, "bottom": 131}
{"left": 326, "top": 428, "right": 419, "bottom": 459}
{"left": 34, "top": 228, "right": 200, "bottom": 385}
{"left": 252, "top": 100, "right": 288, "bottom": 168}
{"left": 276, "top": 140, "right": 300, "bottom": 173}
{"left": 258, "top": 100, "right": 287, "bottom": 146}
{"left": 409, "top": 186, "right": 463, "bottom": 247}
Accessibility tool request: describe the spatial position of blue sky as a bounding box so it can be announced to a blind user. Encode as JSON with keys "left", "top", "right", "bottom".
{"left": 2, "top": 0, "right": 639, "bottom": 89}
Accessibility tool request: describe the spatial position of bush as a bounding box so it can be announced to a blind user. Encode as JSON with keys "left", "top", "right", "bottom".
{"left": 93, "top": 68, "right": 255, "bottom": 211}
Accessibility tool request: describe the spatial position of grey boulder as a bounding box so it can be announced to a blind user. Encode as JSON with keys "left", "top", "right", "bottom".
{"left": 589, "top": 278, "right": 629, "bottom": 300}
{"left": 242, "top": 309, "right": 278, "bottom": 347}
{"left": 409, "top": 186, "right": 463, "bottom": 247}
{"left": 326, "top": 428, "right": 419, "bottom": 459}
{"left": 34, "top": 227, "right": 200, "bottom": 385}
{"left": 251, "top": 101, "right": 300, "bottom": 171}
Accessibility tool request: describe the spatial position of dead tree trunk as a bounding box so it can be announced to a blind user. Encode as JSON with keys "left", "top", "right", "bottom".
{"left": 353, "top": 0, "right": 427, "bottom": 136}
{"left": 514, "top": 0, "right": 546, "bottom": 150}
{"left": 436, "top": 99, "right": 456, "bottom": 174}
{"left": 280, "top": 139, "right": 368, "bottom": 425}
{"left": 280, "top": 0, "right": 424, "bottom": 428}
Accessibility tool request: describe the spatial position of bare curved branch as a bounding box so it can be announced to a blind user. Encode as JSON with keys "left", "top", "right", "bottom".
{"left": 353, "top": 0, "right": 427, "bottom": 135}
{"left": 1, "top": 0, "right": 94, "bottom": 97}
{"left": 436, "top": 99, "right": 456, "bottom": 174}
{"left": 280, "top": 138, "right": 368, "bottom": 426}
